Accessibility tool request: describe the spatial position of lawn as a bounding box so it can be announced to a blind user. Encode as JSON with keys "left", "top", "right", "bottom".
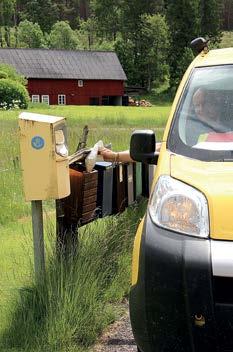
{"left": 0, "top": 104, "right": 170, "bottom": 351}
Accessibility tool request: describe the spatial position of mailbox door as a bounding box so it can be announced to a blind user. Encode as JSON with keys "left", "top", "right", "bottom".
{"left": 112, "top": 163, "right": 126, "bottom": 214}
{"left": 124, "top": 163, "right": 134, "bottom": 206}
{"left": 95, "top": 162, "right": 113, "bottom": 217}
{"left": 133, "top": 162, "right": 142, "bottom": 199}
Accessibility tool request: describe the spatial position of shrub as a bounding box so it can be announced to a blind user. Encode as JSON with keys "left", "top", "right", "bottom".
{"left": 0, "top": 71, "right": 8, "bottom": 79}
{"left": 0, "top": 79, "right": 29, "bottom": 109}
{"left": 0, "top": 63, "right": 27, "bottom": 86}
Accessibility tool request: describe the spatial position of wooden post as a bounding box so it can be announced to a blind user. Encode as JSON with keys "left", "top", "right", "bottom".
{"left": 31, "top": 200, "right": 45, "bottom": 282}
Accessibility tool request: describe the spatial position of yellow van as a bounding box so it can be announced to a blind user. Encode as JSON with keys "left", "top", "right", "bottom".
{"left": 129, "top": 38, "right": 233, "bottom": 352}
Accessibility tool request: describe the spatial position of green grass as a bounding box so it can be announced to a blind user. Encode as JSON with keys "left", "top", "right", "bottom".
{"left": 0, "top": 104, "right": 170, "bottom": 351}
{"left": 220, "top": 31, "right": 233, "bottom": 48}
{"left": 0, "top": 204, "right": 147, "bottom": 352}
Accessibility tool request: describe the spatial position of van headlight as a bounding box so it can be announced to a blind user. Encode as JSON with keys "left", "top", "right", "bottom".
{"left": 149, "top": 175, "right": 209, "bottom": 238}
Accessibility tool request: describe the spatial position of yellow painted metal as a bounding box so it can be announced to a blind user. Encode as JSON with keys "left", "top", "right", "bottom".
{"left": 156, "top": 47, "right": 233, "bottom": 240}
{"left": 170, "top": 154, "right": 233, "bottom": 240}
{"left": 131, "top": 217, "right": 145, "bottom": 286}
{"left": 149, "top": 142, "right": 171, "bottom": 194}
{"left": 194, "top": 48, "right": 233, "bottom": 67}
{"left": 19, "top": 112, "right": 70, "bottom": 201}
{"left": 131, "top": 47, "right": 233, "bottom": 285}
{"left": 131, "top": 147, "right": 172, "bottom": 286}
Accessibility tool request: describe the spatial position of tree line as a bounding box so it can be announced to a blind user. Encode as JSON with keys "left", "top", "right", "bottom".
{"left": 0, "top": 0, "right": 226, "bottom": 90}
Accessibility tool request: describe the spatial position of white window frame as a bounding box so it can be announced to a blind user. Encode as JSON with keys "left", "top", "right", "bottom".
{"left": 41, "top": 95, "right": 49, "bottom": 105}
{"left": 31, "top": 95, "right": 40, "bottom": 103}
{"left": 58, "top": 94, "right": 66, "bottom": 105}
{"left": 78, "top": 79, "right": 84, "bottom": 87}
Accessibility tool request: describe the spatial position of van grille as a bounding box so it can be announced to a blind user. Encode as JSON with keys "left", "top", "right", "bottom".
{"left": 213, "top": 276, "right": 233, "bottom": 304}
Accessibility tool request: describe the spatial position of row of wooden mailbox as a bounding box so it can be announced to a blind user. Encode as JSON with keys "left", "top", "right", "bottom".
{"left": 63, "top": 161, "right": 156, "bottom": 226}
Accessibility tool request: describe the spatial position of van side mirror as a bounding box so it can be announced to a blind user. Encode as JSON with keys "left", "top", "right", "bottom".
{"left": 130, "top": 130, "right": 158, "bottom": 164}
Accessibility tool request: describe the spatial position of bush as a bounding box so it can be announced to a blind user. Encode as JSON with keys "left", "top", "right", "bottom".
{"left": 0, "top": 79, "right": 29, "bottom": 109}
{"left": 0, "top": 71, "right": 8, "bottom": 79}
{"left": 0, "top": 63, "right": 27, "bottom": 85}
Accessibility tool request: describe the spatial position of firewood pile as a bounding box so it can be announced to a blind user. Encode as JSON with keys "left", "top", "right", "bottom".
{"left": 128, "top": 97, "right": 152, "bottom": 107}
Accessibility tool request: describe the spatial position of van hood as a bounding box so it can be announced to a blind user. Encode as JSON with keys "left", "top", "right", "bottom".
{"left": 170, "top": 154, "right": 233, "bottom": 240}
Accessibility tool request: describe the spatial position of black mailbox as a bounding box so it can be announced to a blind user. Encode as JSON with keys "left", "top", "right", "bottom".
{"left": 142, "top": 163, "right": 156, "bottom": 198}
{"left": 95, "top": 161, "right": 113, "bottom": 217}
{"left": 112, "top": 163, "right": 126, "bottom": 214}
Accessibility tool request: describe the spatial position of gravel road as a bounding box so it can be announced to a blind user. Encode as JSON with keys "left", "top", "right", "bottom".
{"left": 92, "top": 303, "right": 137, "bottom": 352}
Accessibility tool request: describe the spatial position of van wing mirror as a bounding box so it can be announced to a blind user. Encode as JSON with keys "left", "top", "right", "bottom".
{"left": 130, "top": 130, "right": 158, "bottom": 164}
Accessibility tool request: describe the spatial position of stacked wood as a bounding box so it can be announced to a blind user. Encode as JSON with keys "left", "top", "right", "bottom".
{"left": 140, "top": 99, "right": 152, "bottom": 107}
{"left": 128, "top": 97, "right": 136, "bottom": 106}
{"left": 128, "top": 96, "right": 152, "bottom": 107}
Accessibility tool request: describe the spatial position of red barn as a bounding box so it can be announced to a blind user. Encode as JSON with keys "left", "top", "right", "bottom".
{"left": 0, "top": 48, "right": 127, "bottom": 106}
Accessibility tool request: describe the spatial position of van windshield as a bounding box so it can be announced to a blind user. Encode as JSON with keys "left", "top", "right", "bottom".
{"left": 168, "top": 65, "right": 233, "bottom": 161}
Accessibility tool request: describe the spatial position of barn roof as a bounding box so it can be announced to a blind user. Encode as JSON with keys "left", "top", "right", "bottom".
{"left": 0, "top": 48, "right": 127, "bottom": 80}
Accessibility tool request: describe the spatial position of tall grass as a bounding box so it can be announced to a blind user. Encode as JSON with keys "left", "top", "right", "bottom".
{"left": 0, "top": 203, "right": 146, "bottom": 351}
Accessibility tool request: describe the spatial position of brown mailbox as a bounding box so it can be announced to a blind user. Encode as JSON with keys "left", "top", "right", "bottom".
{"left": 63, "top": 164, "right": 98, "bottom": 226}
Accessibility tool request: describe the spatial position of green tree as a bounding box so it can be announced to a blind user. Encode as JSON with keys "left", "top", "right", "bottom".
{"left": 114, "top": 36, "right": 136, "bottom": 84}
{"left": 18, "top": 20, "right": 45, "bottom": 48}
{"left": 54, "top": 0, "right": 82, "bottom": 28}
{"left": 200, "top": 0, "right": 222, "bottom": 44}
{"left": 0, "top": 63, "right": 27, "bottom": 85}
{"left": 140, "top": 14, "right": 170, "bottom": 91}
{"left": 175, "top": 47, "right": 194, "bottom": 88}
{"left": 166, "top": 0, "right": 201, "bottom": 87}
{"left": 23, "top": 0, "right": 58, "bottom": 32}
{"left": 0, "top": 0, "right": 16, "bottom": 47}
{"left": 76, "top": 17, "right": 98, "bottom": 49}
{"left": 48, "top": 21, "right": 78, "bottom": 49}
{"left": 91, "top": 0, "right": 121, "bottom": 40}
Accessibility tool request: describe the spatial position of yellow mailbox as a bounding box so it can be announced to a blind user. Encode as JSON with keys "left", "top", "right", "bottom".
{"left": 19, "top": 112, "right": 70, "bottom": 201}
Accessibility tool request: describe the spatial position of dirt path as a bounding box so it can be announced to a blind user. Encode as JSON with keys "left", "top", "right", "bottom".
{"left": 92, "top": 303, "right": 137, "bottom": 352}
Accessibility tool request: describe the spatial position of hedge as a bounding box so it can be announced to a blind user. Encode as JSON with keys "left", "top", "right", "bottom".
{"left": 0, "top": 79, "right": 29, "bottom": 109}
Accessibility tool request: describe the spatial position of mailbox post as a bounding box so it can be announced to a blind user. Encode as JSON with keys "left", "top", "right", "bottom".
{"left": 19, "top": 112, "right": 70, "bottom": 282}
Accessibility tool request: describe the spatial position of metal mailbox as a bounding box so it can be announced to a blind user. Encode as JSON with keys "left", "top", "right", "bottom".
{"left": 142, "top": 163, "right": 156, "bottom": 198}
{"left": 133, "top": 162, "right": 142, "bottom": 199}
{"left": 112, "top": 163, "right": 126, "bottom": 214}
{"left": 19, "top": 112, "right": 70, "bottom": 201}
{"left": 63, "top": 164, "right": 98, "bottom": 226}
{"left": 94, "top": 161, "right": 113, "bottom": 217}
{"left": 124, "top": 163, "right": 134, "bottom": 206}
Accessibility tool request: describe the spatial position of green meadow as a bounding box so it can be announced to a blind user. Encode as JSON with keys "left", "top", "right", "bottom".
{"left": 0, "top": 104, "right": 170, "bottom": 351}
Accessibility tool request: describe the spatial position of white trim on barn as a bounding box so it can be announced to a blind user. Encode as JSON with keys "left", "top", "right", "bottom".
{"left": 58, "top": 94, "right": 66, "bottom": 105}
{"left": 78, "top": 79, "right": 84, "bottom": 87}
{"left": 31, "top": 95, "right": 40, "bottom": 103}
{"left": 41, "top": 95, "right": 49, "bottom": 105}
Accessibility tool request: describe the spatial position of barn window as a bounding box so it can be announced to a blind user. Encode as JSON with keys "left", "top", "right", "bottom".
{"left": 78, "top": 80, "right": 83, "bottom": 87}
{"left": 58, "top": 95, "right": 66, "bottom": 105}
{"left": 31, "top": 95, "right": 40, "bottom": 103}
{"left": 42, "top": 95, "right": 49, "bottom": 105}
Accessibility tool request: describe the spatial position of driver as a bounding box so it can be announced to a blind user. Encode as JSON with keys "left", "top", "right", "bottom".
{"left": 188, "top": 88, "right": 222, "bottom": 145}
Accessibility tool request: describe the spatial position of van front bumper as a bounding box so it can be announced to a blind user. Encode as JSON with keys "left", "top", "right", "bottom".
{"left": 129, "top": 214, "right": 233, "bottom": 352}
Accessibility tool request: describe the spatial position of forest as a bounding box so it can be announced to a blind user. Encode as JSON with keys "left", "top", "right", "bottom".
{"left": 0, "top": 0, "right": 231, "bottom": 90}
